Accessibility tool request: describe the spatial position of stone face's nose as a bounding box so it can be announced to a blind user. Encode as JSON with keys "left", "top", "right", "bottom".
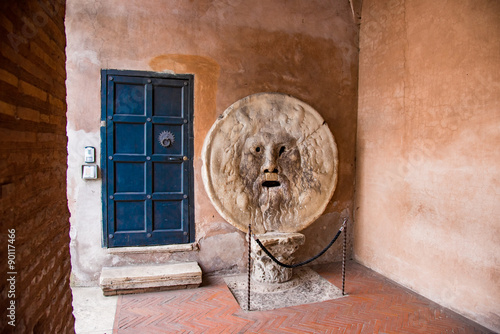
{"left": 262, "top": 147, "right": 280, "bottom": 187}
{"left": 262, "top": 147, "right": 278, "bottom": 174}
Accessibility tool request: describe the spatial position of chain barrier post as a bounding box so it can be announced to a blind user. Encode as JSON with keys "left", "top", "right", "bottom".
{"left": 247, "top": 223, "right": 252, "bottom": 311}
{"left": 342, "top": 217, "right": 347, "bottom": 295}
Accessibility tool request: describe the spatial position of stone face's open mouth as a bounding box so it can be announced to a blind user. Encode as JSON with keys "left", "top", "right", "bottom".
{"left": 262, "top": 172, "right": 280, "bottom": 188}
{"left": 262, "top": 180, "right": 280, "bottom": 187}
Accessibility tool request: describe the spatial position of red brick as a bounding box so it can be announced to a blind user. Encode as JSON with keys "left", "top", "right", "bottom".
{"left": 0, "top": 1, "right": 74, "bottom": 333}
{"left": 19, "top": 79, "right": 47, "bottom": 101}
{"left": 0, "top": 100, "right": 16, "bottom": 116}
{"left": 0, "top": 68, "right": 18, "bottom": 86}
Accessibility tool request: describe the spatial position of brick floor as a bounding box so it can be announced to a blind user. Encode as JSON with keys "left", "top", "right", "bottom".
{"left": 113, "top": 261, "right": 493, "bottom": 333}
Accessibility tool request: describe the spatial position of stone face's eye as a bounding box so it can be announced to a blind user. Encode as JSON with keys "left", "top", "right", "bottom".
{"left": 279, "top": 146, "right": 285, "bottom": 156}
{"left": 255, "top": 147, "right": 261, "bottom": 153}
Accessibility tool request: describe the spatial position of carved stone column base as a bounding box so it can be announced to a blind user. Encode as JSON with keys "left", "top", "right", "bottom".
{"left": 250, "top": 232, "right": 305, "bottom": 283}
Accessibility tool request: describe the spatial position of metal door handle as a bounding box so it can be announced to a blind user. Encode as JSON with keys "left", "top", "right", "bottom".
{"left": 168, "top": 156, "right": 188, "bottom": 161}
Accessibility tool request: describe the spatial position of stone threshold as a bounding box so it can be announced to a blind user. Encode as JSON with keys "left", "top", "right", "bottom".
{"left": 100, "top": 262, "right": 202, "bottom": 296}
{"left": 106, "top": 242, "right": 198, "bottom": 255}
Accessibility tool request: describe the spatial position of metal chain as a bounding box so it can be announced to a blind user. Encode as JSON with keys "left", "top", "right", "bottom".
{"left": 342, "top": 218, "right": 347, "bottom": 295}
{"left": 253, "top": 218, "right": 347, "bottom": 269}
{"left": 247, "top": 223, "right": 252, "bottom": 311}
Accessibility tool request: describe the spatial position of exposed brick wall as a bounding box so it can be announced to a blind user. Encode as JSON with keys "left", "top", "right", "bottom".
{"left": 0, "top": 0, "right": 75, "bottom": 333}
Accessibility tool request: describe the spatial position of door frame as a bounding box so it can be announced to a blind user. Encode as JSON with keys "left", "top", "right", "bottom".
{"left": 100, "top": 69, "right": 195, "bottom": 247}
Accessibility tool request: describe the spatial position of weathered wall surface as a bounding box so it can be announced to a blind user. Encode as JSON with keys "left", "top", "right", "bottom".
{"left": 66, "top": 0, "right": 359, "bottom": 285}
{"left": 0, "top": 0, "right": 75, "bottom": 333}
{"left": 355, "top": 0, "right": 500, "bottom": 331}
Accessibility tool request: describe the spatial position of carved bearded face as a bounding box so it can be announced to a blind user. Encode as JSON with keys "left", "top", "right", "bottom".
{"left": 239, "top": 131, "right": 302, "bottom": 232}
{"left": 202, "top": 93, "right": 338, "bottom": 235}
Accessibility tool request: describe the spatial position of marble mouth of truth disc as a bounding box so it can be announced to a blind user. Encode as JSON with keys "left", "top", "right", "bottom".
{"left": 202, "top": 92, "right": 339, "bottom": 234}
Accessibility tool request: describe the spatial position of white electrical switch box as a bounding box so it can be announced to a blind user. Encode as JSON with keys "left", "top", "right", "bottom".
{"left": 84, "top": 146, "right": 95, "bottom": 163}
{"left": 82, "top": 165, "right": 98, "bottom": 180}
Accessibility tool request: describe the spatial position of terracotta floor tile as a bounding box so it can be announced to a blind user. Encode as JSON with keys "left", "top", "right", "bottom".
{"left": 113, "top": 261, "right": 493, "bottom": 334}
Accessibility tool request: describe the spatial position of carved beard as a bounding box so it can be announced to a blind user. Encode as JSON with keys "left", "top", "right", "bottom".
{"left": 248, "top": 172, "right": 297, "bottom": 233}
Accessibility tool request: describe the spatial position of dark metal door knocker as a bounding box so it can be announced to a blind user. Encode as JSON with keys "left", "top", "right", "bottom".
{"left": 158, "top": 131, "right": 175, "bottom": 148}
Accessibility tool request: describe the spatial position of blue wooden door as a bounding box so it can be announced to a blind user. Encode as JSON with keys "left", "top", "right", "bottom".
{"left": 101, "top": 70, "right": 194, "bottom": 247}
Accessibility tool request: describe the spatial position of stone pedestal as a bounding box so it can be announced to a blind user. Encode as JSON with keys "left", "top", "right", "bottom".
{"left": 250, "top": 232, "right": 305, "bottom": 283}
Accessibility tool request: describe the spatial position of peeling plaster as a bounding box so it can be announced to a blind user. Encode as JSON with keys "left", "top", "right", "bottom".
{"left": 66, "top": 0, "right": 359, "bottom": 287}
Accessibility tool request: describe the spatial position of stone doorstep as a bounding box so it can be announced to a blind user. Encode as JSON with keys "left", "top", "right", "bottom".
{"left": 99, "top": 262, "right": 202, "bottom": 296}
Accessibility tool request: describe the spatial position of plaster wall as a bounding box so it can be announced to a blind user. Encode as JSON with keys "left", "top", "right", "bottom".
{"left": 66, "top": 0, "right": 359, "bottom": 285}
{"left": 355, "top": 0, "right": 500, "bottom": 331}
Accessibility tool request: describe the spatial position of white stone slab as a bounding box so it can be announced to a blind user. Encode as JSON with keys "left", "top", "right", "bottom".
{"left": 225, "top": 267, "right": 345, "bottom": 311}
{"left": 100, "top": 262, "right": 202, "bottom": 295}
{"left": 106, "top": 242, "right": 198, "bottom": 255}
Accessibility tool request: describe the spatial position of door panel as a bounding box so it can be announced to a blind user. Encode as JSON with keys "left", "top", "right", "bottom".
{"left": 153, "top": 163, "right": 183, "bottom": 193}
{"left": 115, "top": 201, "right": 146, "bottom": 232}
{"left": 114, "top": 163, "right": 145, "bottom": 193}
{"left": 114, "top": 83, "right": 145, "bottom": 115}
{"left": 153, "top": 201, "right": 183, "bottom": 230}
{"left": 114, "top": 123, "right": 145, "bottom": 154}
{"left": 153, "top": 85, "right": 184, "bottom": 117}
{"left": 102, "top": 70, "right": 194, "bottom": 247}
